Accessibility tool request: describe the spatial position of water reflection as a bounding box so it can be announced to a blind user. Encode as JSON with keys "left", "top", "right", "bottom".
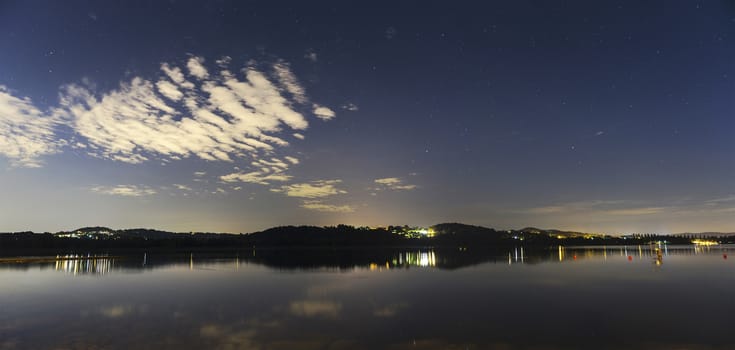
{"left": 508, "top": 246, "right": 525, "bottom": 264}
{"left": 54, "top": 254, "right": 114, "bottom": 275}
{"left": 1, "top": 244, "right": 733, "bottom": 274}
{"left": 397, "top": 250, "right": 436, "bottom": 267}
{"left": 2, "top": 245, "right": 735, "bottom": 350}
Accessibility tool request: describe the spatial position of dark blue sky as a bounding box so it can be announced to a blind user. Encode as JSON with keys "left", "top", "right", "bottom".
{"left": 1, "top": 1, "right": 734, "bottom": 233}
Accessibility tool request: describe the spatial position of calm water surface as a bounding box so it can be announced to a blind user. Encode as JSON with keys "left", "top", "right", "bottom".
{"left": 1, "top": 245, "right": 734, "bottom": 350}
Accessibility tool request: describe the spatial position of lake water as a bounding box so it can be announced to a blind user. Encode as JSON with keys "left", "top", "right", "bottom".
{"left": 1, "top": 245, "right": 734, "bottom": 349}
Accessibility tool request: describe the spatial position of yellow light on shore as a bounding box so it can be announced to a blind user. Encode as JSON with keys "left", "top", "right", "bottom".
{"left": 692, "top": 239, "right": 719, "bottom": 246}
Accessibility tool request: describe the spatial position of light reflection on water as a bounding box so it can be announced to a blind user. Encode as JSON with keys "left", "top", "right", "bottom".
{"left": 16, "top": 244, "right": 728, "bottom": 276}
{"left": 54, "top": 254, "right": 114, "bottom": 275}
{"left": 1, "top": 245, "right": 735, "bottom": 349}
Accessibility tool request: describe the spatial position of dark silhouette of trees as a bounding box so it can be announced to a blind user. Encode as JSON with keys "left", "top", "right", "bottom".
{"left": 1, "top": 222, "right": 729, "bottom": 255}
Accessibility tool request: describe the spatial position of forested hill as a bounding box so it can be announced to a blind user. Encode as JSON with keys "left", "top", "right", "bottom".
{"left": 0, "top": 223, "right": 725, "bottom": 251}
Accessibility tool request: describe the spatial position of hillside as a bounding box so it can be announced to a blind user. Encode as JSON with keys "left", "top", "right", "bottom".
{"left": 0, "top": 222, "right": 728, "bottom": 252}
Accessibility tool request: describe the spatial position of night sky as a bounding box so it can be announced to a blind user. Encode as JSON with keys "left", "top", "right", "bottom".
{"left": 1, "top": 1, "right": 734, "bottom": 234}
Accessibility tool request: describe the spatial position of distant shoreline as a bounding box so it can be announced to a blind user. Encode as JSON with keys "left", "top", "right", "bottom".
{"left": 2, "top": 223, "right": 731, "bottom": 256}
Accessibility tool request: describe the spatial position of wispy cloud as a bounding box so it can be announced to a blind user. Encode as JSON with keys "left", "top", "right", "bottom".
{"left": 304, "top": 49, "right": 318, "bottom": 62}
{"left": 375, "top": 178, "right": 401, "bottom": 186}
{"left": 155, "top": 79, "right": 183, "bottom": 101}
{"left": 0, "top": 86, "right": 63, "bottom": 167}
{"left": 186, "top": 56, "right": 209, "bottom": 79}
{"left": 312, "top": 104, "right": 336, "bottom": 121}
{"left": 516, "top": 200, "right": 670, "bottom": 233}
{"left": 161, "top": 63, "right": 195, "bottom": 89}
{"left": 300, "top": 200, "right": 355, "bottom": 213}
{"left": 523, "top": 200, "right": 665, "bottom": 215}
{"left": 341, "top": 103, "right": 359, "bottom": 111}
{"left": 173, "top": 184, "right": 192, "bottom": 191}
{"left": 0, "top": 55, "right": 346, "bottom": 213}
{"left": 273, "top": 60, "right": 307, "bottom": 104}
{"left": 271, "top": 180, "right": 346, "bottom": 198}
{"left": 525, "top": 197, "right": 735, "bottom": 219}
{"left": 221, "top": 157, "right": 295, "bottom": 185}
{"left": 705, "top": 196, "right": 735, "bottom": 204}
{"left": 56, "top": 56, "right": 330, "bottom": 166}
{"left": 374, "top": 177, "right": 417, "bottom": 191}
{"left": 603, "top": 207, "right": 665, "bottom": 216}
{"left": 525, "top": 206, "right": 566, "bottom": 214}
{"left": 91, "top": 185, "right": 156, "bottom": 197}
{"left": 220, "top": 170, "right": 292, "bottom": 185}
{"left": 267, "top": 179, "right": 355, "bottom": 213}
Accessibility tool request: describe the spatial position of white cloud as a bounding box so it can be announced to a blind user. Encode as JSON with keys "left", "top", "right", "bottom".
{"left": 1, "top": 54, "right": 339, "bottom": 215}
{"left": 220, "top": 170, "right": 292, "bottom": 185}
{"left": 187, "top": 56, "right": 209, "bottom": 79}
{"left": 266, "top": 178, "right": 354, "bottom": 213}
{"left": 0, "top": 86, "right": 62, "bottom": 167}
{"left": 374, "top": 177, "right": 417, "bottom": 191}
{"left": 313, "top": 104, "right": 336, "bottom": 120}
{"left": 156, "top": 79, "right": 183, "bottom": 101}
{"left": 215, "top": 56, "right": 232, "bottom": 67}
{"left": 219, "top": 158, "right": 297, "bottom": 184}
{"left": 375, "top": 177, "right": 401, "bottom": 186}
{"left": 91, "top": 185, "right": 156, "bottom": 197}
{"left": 273, "top": 60, "right": 307, "bottom": 104}
{"left": 300, "top": 200, "right": 355, "bottom": 213}
{"left": 173, "top": 184, "right": 192, "bottom": 191}
{"left": 55, "top": 56, "right": 333, "bottom": 168}
{"left": 160, "top": 63, "right": 194, "bottom": 89}
{"left": 521, "top": 200, "right": 666, "bottom": 217}
{"left": 271, "top": 180, "right": 346, "bottom": 198}
{"left": 220, "top": 67, "right": 308, "bottom": 130}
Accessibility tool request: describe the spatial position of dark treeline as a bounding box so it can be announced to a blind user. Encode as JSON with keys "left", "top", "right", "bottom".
{"left": 0, "top": 223, "right": 729, "bottom": 255}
